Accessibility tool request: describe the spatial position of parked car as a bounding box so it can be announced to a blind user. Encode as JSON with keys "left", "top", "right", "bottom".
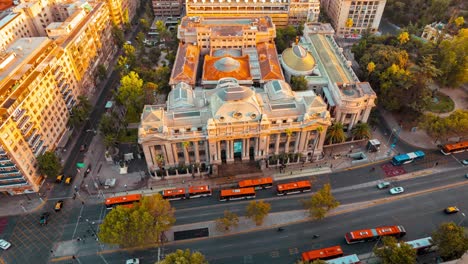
{"left": 377, "top": 181, "right": 391, "bottom": 189}
{"left": 444, "top": 206, "right": 460, "bottom": 214}
{"left": 80, "top": 144, "right": 87, "bottom": 152}
{"left": 0, "top": 239, "right": 11, "bottom": 250}
{"left": 65, "top": 176, "right": 72, "bottom": 185}
{"left": 126, "top": 258, "right": 139, "bottom": 264}
{"left": 389, "top": 187, "right": 404, "bottom": 195}
{"left": 54, "top": 200, "right": 63, "bottom": 212}
{"left": 55, "top": 175, "right": 63, "bottom": 183}
{"left": 461, "top": 159, "right": 468, "bottom": 165}
{"left": 40, "top": 212, "right": 50, "bottom": 226}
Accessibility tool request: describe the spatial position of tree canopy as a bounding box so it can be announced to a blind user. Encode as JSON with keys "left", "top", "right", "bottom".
{"left": 98, "top": 194, "right": 175, "bottom": 248}
{"left": 116, "top": 71, "right": 145, "bottom": 122}
{"left": 436, "top": 29, "right": 468, "bottom": 87}
{"left": 374, "top": 236, "right": 417, "bottom": 264}
{"left": 36, "top": 151, "right": 62, "bottom": 178}
{"left": 158, "top": 249, "right": 208, "bottom": 264}
{"left": 432, "top": 222, "right": 468, "bottom": 261}
{"left": 215, "top": 210, "right": 239, "bottom": 232}
{"left": 68, "top": 96, "right": 91, "bottom": 128}
{"left": 302, "top": 183, "right": 339, "bottom": 219}
{"left": 290, "top": 76, "right": 308, "bottom": 91}
{"left": 246, "top": 200, "right": 271, "bottom": 226}
{"left": 325, "top": 122, "right": 346, "bottom": 144}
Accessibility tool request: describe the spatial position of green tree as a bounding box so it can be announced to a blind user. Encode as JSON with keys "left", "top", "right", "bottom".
{"left": 325, "top": 122, "right": 346, "bottom": 144}
{"left": 302, "top": 183, "right": 339, "bottom": 219}
{"left": 437, "top": 29, "right": 468, "bottom": 87}
{"left": 135, "top": 32, "right": 146, "bottom": 50}
{"left": 36, "top": 151, "right": 62, "bottom": 178}
{"left": 117, "top": 55, "right": 130, "bottom": 75}
{"left": 112, "top": 24, "right": 125, "bottom": 47}
{"left": 158, "top": 249, "right": 208, "bottom": 264}
{"left": 117, "top": 71, "right": 145, "bottom": 120}
{"left": 68, "top": 96, "right": 92, "bottom": 128}
{"left": 98, "top": 194, "right": 175, "bottom": 248}
{"left": 351, "top": 122, "right": 371, "bottom": 140}
{"left": 378, "top": 63, "right": 413, "bottom": 111}
{"left": 144, "top": 82, "right": 159, "bottom": 104}
{"left": 374, "top": 236, "right": 417, "bottom": 264}
{"left": 432, "top": 222, "right": 468, "bottom": 261}
{"left": 140, "top": 18, "right": 150, "bottom": 33}
{"left": 123, "top": 43, "right": 136, "bottom": 68}
{"left": 97, "top": 64, "right": 107, "bottom": 81}
{"left": 103, "top": 134, "right": 117, "bottom": 149}
{"left": 275, "top": 26, "right": 299, "bottom": 53}
{"left": 215, "top": 210, "right": 239, "bottom": 232}
{"left": 246, "top": 200, "right": 271, "bottom": 226}
{"left": 290, "top": 76, "right": 308, "bottom": 91}
{"left": 454, "top": 16, "right": 465, "bottom": 27}
{"left": 99, "top": 113, "right": 120, "bottom": 136}
{"left": 445, "top": 110, "right": 468, "bottom": 136}
{"left": 419, "top": 114, "right": 448, "bottom": 142}
{"left": 397, "top": 31, "right": 410, "bottom": 45}
{"left": 367, "top": 61, "right": 376, "bottom": 74}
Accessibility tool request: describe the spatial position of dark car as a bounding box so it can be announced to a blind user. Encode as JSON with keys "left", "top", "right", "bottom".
{"left": 40, "top": 212, "right": 50, "bottom": 226}
{"left": 84, "top": 166, "right": 91, "bottom": 177}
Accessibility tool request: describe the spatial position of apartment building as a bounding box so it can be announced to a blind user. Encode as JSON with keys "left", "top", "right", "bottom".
{"left": 152, "top": 0, "right": 182, "bottom": 18}
{"left": 321, "top": 0, "right": 386, "bottom": 37}
{"left": 0, "top": 38, "right": 76, "bottom": 195}
{"left": 185, "top": 0, "right": 320, "bottom": 28}
{"left": 105, "top": 0, "right": 139, "bottom": 26}
{"left": 0, "top": 1, "right": 114, "bottom": 195}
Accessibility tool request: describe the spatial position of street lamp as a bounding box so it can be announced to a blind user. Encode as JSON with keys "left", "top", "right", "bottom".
{"left": 458, "top": 212, "right": 466, "bottom": 226}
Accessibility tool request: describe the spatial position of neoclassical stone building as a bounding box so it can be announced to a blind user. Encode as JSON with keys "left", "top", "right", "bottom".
{"left": 280, "top": 23, "right": 376, "bottom": 132}
{"left": 138, "top": 17, "right": 376, "bottom": 173}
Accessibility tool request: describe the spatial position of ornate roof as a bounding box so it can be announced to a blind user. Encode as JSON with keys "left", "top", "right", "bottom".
{"left": 203, "top": 55, "right": 252, "bottom": 82}
{"left": 281, "top": 45, "right": 316, "bottom": 72}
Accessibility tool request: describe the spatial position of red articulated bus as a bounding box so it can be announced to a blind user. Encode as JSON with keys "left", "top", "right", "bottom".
{"left": 188, "top": 185, "right": 212, "bottom": 198}
{"left": 302, "top": 245, "right": 344, "bottom": 262}
{"left": 345, "top": 225, "right": 406, "bottom": 244}
{"left": 440, "top": 141, "right": 468, "bottom": 155}
{"left": 219, "top": 187, "right": 256, "bottom": 201}
{"left": 161, "top": 188, "right": 186, "bottom": 200}
{"left": 238, "top": 177, "right": 273, "bottom": 190}
{"left": 105, "top": 194, "right": 142, "bottom": 210}
{"left": 276, "top": 180, "right": 312, "bottom": 196}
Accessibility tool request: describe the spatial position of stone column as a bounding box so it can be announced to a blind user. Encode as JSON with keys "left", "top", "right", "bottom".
{"left": 348, "top": 113, "right": 357, "bottom": 131}
{"left": 183, "top": 145, "right": 189, "bottom": 165}
{"left": 362, "top": 106, "right": 372, "bottom": 123}
{"left": 204, "top": 141, "right": 210, "bottom": 162}
{"left": 217, "top": 141, "right": 221, "bottom": 162}
{"left": 294, "top": 132, "right": 300, "bottom": 153}
{"left": 142, "top": 144, "right": 154, "bottom": 170}
{"left": 164, "top": 143, "right": 175, "bottom": 165}
{"left": 194, "top": 141, "right": 200, "bottom": 163}
{"left": 172, "top": 143, "right": 179, "bottom": 165}
{"left": 285, "top": 135, "right": 291, "bottom": 153}
{"left": 275, "top": 134, "right": 280, "bottom": 155}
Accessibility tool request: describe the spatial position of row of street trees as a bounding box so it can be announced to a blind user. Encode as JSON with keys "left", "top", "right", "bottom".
{"left": 215, "top": 184, "right": 340, "bottom": 231}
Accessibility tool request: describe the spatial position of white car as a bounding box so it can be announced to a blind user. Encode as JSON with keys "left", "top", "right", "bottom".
{"left": 461, "top": 159, "right": 468, "bottom": 165}
{"left": 377, "top": 181, "right": 391, "bottom": 189}
{"left": 126, "top": 258, "right": 139, "bottom": 264}
{"left": 389, "top": 187, "right": 404, "bottom": 195}
{"left": 0, "top": 239, "right": 11, "bottom": 250}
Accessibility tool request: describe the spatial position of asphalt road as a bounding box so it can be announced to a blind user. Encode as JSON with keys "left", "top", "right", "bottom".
{"left": 53, "top": 180, "right": 468, "bottom": 264}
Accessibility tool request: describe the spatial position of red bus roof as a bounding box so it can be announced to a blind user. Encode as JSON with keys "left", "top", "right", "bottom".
{"left": 105, "top": 194, "right": 142, "bottom": 205}
{"left": 302, "top": 245, "right": 343, "bottom": 261}
{"left": 220, "top": 187, "right": 255, "bottom": 197}
{"left": 277, "top": 180, "right": 311, "bottom": 191}
{"left": 163, "top": 188, "right": 186, "bottom": 197}
{"left": 188, "top": 185, "right": 211, "bottom": 194}
{"left": 348, "top": 226, "right": 405, "bottom": 240}
{"left": 442, "top": 141, "right": 468, "bottom": 151}
{"left": 238, "top": 177, "right": 273, "bottom": 188}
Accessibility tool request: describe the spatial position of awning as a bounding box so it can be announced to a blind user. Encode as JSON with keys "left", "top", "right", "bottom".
{"left": 57, "top": 129, "right": 73, "bottom": 149}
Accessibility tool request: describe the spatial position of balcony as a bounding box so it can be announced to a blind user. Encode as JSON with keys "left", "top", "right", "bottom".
{"left": 54, "top": 66, "right": 63, "bottom": 76}
{"left": 55, "top": 72, "right": 64, "bottom": 82}
{"left": 33, "top": 141, "right": 45, "bottom": 156}
{"left": 58, "top": 79, "right": 66, "bottom": 92}
{"left": 17, "top": 115, "right": 31, "bottom": 130}
{"left": 61, "top": 84, "right": 70, "bottom": 95}
{"left": 0, "top": 162, "right": 16, "bottom": 168}
{"left": 26, "top": 129, "right": 38, "bottom": 144}
{"left": 0, "top": 156, "right": 10, "bottom": 162}
{"left": 0, "top": 148, "right": 5, "bottom": 155}
{"left": 21, "top": 122, "right": 34, "bottom": 135}
{"left": 38, "top": 145, "right": 47, "bottom": 156}
{"left": 12, "top": 109, "right": 26, "bottom": 122}
{"left": 0, "top": 175, "right": 23, "bottom": 181}
{"left": 0, "top": 169, "right": 19, "bottom": 175}
{"left": 29, "top": 134, "right": 41, "bottom": 147}
{"left": 0, "top": 179, "right": 27, "bottom": 187}
{"left": 66, "top": 97, "right": 75, "bottom": 109}
{"left": 63, "top": 89, "right": 72, "bottom": 100}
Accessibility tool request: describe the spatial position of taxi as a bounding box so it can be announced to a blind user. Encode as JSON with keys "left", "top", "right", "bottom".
{"left": 65, "top": 176, "right": 72, "bottom": 185}
{"left": 444, "top": 206, "right": 460, "bottom": 214}
{"left": 55, "top": 175, "right": 64, "bottom": 183}
{"left": 54, "top": 200, "right": 63, "bottom": 212}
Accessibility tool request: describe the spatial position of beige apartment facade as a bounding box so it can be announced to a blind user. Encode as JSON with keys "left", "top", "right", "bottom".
{"left": 0, "top": 1, "right": 115, "bottom": 195}
{"left": 321, "top": 0, "right": 386, "bottom": 37}
{"left": 152, "top": 0, "right": 182, "bottom": 18}
{"left": 185, "top": 0, "right": 320, "bottom": 28}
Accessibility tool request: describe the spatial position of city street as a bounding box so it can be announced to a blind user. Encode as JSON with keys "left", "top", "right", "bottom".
{"left": 51, "top": 179, "right": 468, "bottom": 264}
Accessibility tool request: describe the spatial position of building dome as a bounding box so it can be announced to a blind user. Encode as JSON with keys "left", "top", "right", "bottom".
{"left": 216, "top": 85, "right": 254, "bottom": 101}
{"left": 214, "top": 57, "right": 241, "bottom": 72}
{"left": 281, "top": 45, "right": 316, "bottom": 72}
